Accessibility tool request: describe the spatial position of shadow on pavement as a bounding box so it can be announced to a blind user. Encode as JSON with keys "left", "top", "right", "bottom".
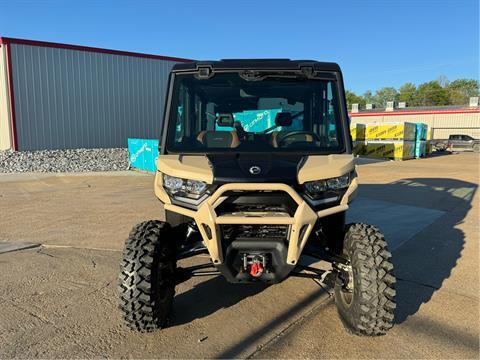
{"left": 401, "top": 312, "right": 480, "bottom": 351}
{"left": 171, "top": 276, "right": 268, "bottom": 326}
{"left": 172, "top": 177, "right": 476, "bottom": 356}
{"left": 354, "top": 150, "right": 456, "bottom": 165}
{"left": 216, "top": 287, "right": 327, "bottom": 359}
{"left": 354, "top": 156, "right": 390, "bottom": 166}
{"left": 361, "top": 178, "right": 476, "bottom": 324}
{"left": 426, "top": 150, "right": 454, "bottom": 158}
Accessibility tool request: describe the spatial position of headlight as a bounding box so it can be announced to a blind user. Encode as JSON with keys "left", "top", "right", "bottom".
{"left": 304, "top": 173, "right": 351, "bottom": 199}
{"left": 163, "top": 174, "right": 184, "bottom": 193}
{"left": 185, "top": 179, "right": 207, "bottom": 195}
{"left": 326, "top": 174, "right": 350, "bottom": 189}
{"left": 163, "top": 174, "right": 208, "bottom": 199}
{"left": 304, "top": 180, "right": 327, "bottom": 194}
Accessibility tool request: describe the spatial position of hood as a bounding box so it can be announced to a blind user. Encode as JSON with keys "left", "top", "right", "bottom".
{"left": 157, "top": 155, "right": 214, "bottom": 183}
{"left": 207, "top": 153, "right": 304, "bottom": 185}
{"left": 157, "top": 153, "right": 355, "bottom": 185}
{"left": 297, "top": 154, "right": 355, "bottom": 184}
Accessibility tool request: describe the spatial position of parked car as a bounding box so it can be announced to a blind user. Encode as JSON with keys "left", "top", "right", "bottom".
{"left": 433, "top": 134, "right": 480, "bottom": 152}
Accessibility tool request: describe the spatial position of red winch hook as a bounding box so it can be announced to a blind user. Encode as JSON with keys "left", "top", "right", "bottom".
{"left": 250, "top": 262, "right": 264, "bottom": 277}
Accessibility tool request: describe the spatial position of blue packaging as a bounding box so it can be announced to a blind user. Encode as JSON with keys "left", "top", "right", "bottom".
{"left": 415, "top": 123, "right": 428, "bottom": 141}
{"left": 414, "top": 140, "right": 426, "bottom": 158}
{"left": 127, "top": 138, "right": 159, "bottom": 172}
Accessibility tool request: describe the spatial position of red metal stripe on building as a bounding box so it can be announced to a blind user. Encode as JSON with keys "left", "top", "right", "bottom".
{"left": 4, "top": 42, "right": 18, "bottom": 150}
{"left": 350, "top": 108, "right": 480, "bottom": 117}
{"left": 0, "top": 37, "right": 194, "bottom": 63}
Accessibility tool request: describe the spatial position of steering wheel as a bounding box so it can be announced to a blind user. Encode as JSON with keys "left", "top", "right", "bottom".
{"left": 277, "top": 131, "right": 321, "bottom": 147}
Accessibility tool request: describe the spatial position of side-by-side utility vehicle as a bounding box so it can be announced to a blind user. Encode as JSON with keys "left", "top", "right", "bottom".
{"left": 118, "top": 59, "right": 396, "bottom": 336}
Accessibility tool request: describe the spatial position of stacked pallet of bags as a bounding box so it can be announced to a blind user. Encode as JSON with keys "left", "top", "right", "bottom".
{"left": 414, "top": 123, "right": 428, "bottom": 158}
{"left": 426, "top": 127, "right": 434, "bottom": 155}
{"left": 350, "top": 122, "right": 416, "bottom": 160}
{"left": 350, "top": 124, "right": 366, "bottom": 154}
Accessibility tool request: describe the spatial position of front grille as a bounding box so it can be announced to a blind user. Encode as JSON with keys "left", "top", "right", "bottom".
{"left": 221, "top": 224, "right": 289, "bottom": 241}
{"left": 224, "top": 204, "right": 288, "bottom": 213}
{"left": 215, "top": 191, "right": 297, "bottom": 217}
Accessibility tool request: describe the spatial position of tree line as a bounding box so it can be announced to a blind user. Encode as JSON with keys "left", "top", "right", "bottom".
{"left": 346, "top": 77, "right": 479, "bottom": 110}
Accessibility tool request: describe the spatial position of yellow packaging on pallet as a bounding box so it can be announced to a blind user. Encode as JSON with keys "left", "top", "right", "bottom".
{"left": 350, "top": 124, "right": 366, "bottom": 141}
{"left": 352, "top": 141, "right": 366, "bottom": 155}
{"left": 362, "top": 140, "right": 415, "bottom": 160}
{"left": 365, "top": 122, "right": 416, "bottom": 141}
{"left": 426, "top": 128, "right": 433, "bottom": 140}
{"left": 426, "top": 142, "right": 433, "bottom": 154}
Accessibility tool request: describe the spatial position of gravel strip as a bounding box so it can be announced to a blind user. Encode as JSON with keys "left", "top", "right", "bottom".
{"left": 0, "top": 148, "right": 130, "bottom": 173}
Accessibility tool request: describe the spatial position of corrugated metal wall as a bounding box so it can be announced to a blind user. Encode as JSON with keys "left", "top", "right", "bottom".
{"left": 351, "top": 111, "right": 480, "bottom": 139}
{"left": 9, "top": 43, "right": 178, "bottom": 150}
{"left": 0, "top": 45, "right": 12, "bottom": 150}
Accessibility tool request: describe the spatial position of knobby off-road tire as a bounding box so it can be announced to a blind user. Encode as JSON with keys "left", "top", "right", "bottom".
{"left": 118, "top": 220, "right": 176, "bottom": 332}
{"left": 334, "top": 223, "right": 396, "bottom": 336}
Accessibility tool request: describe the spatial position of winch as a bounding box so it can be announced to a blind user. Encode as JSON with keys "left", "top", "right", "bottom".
{"left": 242, "top": 253, "right": 268, "bottom": 278}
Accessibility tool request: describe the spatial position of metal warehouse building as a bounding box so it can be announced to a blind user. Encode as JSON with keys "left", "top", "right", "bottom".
{"left": 350, "top": 106, "right": 480, "bottom": 139}
{"left": 0, "top": 37, "right": 191, "bottom": 151}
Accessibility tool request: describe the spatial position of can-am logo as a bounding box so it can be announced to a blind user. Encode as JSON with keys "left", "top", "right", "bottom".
{"left": 249, "top": 166, "right": 261, "bottom": 175}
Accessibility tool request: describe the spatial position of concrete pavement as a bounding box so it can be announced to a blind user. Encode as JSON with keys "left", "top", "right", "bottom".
{"left": 0, "top": 152, "right": 478, "bottom": 358}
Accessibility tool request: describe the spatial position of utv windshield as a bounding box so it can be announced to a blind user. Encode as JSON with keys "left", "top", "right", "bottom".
{"left": 165, "top": 72, "right": 346, "bottom": 154}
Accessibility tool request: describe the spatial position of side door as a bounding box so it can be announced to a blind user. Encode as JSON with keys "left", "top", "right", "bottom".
{"left": 461, "top": 135, "right": 474, "bottom": 150}
{"left": 449, "top": 135, "right": 462, "bottom": 150}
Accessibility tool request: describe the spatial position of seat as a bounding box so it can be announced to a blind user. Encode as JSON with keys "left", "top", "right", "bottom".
{"left": 270, "top": 131, "right": 314, "bottom": 148}
{"left": 197, "top": 130, "right": 240, "bottom": 148}
{"left": 269, "top": 112, "right": 314, "bottom": 147}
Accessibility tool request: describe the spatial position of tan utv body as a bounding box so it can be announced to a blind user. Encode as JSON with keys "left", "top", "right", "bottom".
{"left": 155, "top": 154, "right": 358, "bottom": 265}
{"left": 118, "top": 59, "right": 396, "bottom": 336}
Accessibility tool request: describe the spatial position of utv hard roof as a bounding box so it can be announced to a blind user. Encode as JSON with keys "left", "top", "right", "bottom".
{"left": 172, "top": 59, "right": 341, "bottom": 72}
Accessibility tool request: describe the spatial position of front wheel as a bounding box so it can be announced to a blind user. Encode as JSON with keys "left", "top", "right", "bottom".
{"left": 334, "top": 223, "right": 396, "bottom": 336}
{"left": 118, "top": 220, "right": 176, "bottom": 332}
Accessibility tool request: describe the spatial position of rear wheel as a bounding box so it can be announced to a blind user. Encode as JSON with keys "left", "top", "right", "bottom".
{"left": 118, "top": 220, "right": 176, "bottom": 332}
{"left": 334, "top": 223, "right": 396, "bottom": 336}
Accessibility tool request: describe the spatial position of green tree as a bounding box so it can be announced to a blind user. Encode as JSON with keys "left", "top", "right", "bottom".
{"left": 347, "top": 77, "right": 479, "bottom": 110}
{"left": 374, "top": 87, "right": 398, "bottom": 107}
{"left": 363, "top": 90, "right": 376, "bottom": 106}
{"left": 415, "top": 81, "right": 450, "bottom": 106}
{"left": 398, "top": 83, "right": 416, "bottom": 106}
{"left": 447, "top": 79, "right": 480, "bottom": 105}
{"left": 345, "top": 90, "right": 364, "bottom": 110}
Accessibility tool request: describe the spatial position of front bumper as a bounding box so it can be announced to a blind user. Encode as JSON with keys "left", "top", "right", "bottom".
{"left": 158, "top": 180, "right": 358, "bottom": 266}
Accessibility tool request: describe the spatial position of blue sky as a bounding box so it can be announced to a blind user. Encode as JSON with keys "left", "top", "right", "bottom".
{"left": 0, "top": 0, "right": 478, "bottom": 94}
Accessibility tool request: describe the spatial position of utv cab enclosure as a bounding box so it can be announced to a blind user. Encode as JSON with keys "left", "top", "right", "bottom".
{"left": 119, "top": 59, "right": 396, "bottom": 336}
